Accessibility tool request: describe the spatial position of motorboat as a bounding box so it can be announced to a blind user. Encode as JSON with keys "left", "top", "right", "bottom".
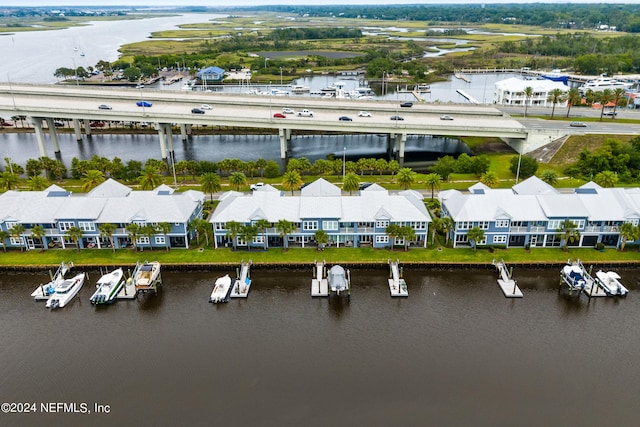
{"left": 31, "top": 261, "right": 73, "bottom": 300}
{"left": 541, "top": 69, "right": 569, "bottom": 85}
{"left": 328, "top": 265, "right": 350, "bottom": 297}
{"left": 133, "top": 261, "right": 161, "bottom": 292}
{"left": 579, "top": 75, "right": 632, "bottom": 93}
{"left": 290, "top": 84, "right": 310, "bottom": 93}
{"left": 595, "top": 270, "right": 629, "bottom": 297}
{"left": 209, "top": 274, "right": 232, "bottom": 303}
{"left": 560, "top": 263, "right": 588, "bottom": 291}
{"left": 45, "top": 273, "right": 85, "bottom": 309}
{"left": 89, "top": 268, "right": 125, "bottom": 304}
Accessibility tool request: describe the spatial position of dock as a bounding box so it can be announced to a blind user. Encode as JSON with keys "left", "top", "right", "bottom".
{"left": 311, "top": 260, "right": 329, "bottom": 297}
{"left": 116, "top": 276, "right": 137, "bottom": 300}
{"left": 231, "top": 260, "right": 252, "bottom": 298}
{"left": 454, "top": 73, "right": 471, "bottom": 83}
{"left": 456, "top": 89, "right": 480, "bottom": 104}
{"left": 493, "top": 259, "right": 523, "bottom": 298}
{"left": 388, "top": 259, "right": 408, "bottom": 297}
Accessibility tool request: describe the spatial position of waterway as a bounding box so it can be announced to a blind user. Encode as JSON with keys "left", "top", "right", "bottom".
{"left": 1, "top": 267, "right": 638, "bottom": 426}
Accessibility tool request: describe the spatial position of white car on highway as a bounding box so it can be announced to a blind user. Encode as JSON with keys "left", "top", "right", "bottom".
{"left": 200, "top": 104, "right": 213, "bottom": 110}
{"left": 358, "top": 111, "right": 371, "bottom": 117}
{"left": 282, "top": 108, "right": 294, "bottom": 114}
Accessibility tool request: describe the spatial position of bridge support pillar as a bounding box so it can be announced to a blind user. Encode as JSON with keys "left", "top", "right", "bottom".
{"left": 180, "top": 124, "right": 188, "bottom": 141}
{"left": 83, "top": 119, "right": 92, "bottom": 136}
{"left": 279, "top": 128, "right": 291, "bottom": 159}
{"left": 72, "top": 119, "right": 82, "bottom": 141}
{"left": 396, "top": 133, "right": 406, "bottom": 166}
{"left": 165, "top": 124, "right": 175, "bottom": 156}
{"left": 387, "top": 133, "right": 396, "bottom": 159}
{"left": 157, "top": 124, "right": 168, "bottom": 160}
{"left": 29, "top": 117, "right": 47, "bottom": 157}
{"left": 44, "top": 118, "right": 61, "bottom": 154}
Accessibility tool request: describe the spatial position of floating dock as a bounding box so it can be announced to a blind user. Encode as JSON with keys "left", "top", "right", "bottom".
{"left": 231, "top": 260, "right": 252, "bottom": 298}
{"left": 388, "top": 260, "right": 408, "bottom": 297}
{"left": 116, "top": 276, "right": 137, "bottom": 300}
{"left": 311, "top": 260, "right": 329, "bottom": 297}
{"left": 456, "top": 89, "right": 480, "bottom": 104}
{"left": 493, "top": 259, "right": 523, "bottom": 298}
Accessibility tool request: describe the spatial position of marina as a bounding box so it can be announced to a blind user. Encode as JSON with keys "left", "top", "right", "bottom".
{"left": 493, "top": 259, "right": 523, "bottom": 298}
{"left": 388, "top": 259, "right": 408, "bottom": 297}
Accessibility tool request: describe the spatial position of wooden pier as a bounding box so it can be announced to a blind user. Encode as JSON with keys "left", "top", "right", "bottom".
{"left": 388, "top": 259, "right": 408, "bottom": 297}
{"left": 493, "top": 259, "right": 523, "bottom": 298}
{"left": 231, "top": 260, "right": 252, "bottom": 298}
{"left": 311, "top": 260, "right": 329, "bottom": 297}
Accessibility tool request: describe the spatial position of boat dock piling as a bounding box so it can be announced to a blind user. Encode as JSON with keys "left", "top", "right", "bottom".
{"left": 493, "top": 259, "right": 523, "bottom": 298}
{"left": 388, "top": 259, "right": 408, "bottom": 297}
{"left": 577, "top": 260, "right": 607, "bottom": 298}
{"left": 231, "top": 260, "right": 252, "bottom": 298}
{"left": 311, "top": 260, "right": 329, "bottom": 297}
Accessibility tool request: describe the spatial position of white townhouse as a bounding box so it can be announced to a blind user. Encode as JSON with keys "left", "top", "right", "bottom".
{"left": 494, "top": 77, "right": 568, "bottom": 107}
{"left": 0, "top": 179, "right": 204, "bottom": 250}
{"left": 210, "top": 178, "right": 431, "bottom": 249}
{"left": 439, "top": 177, "right": 640, "bottom": 249}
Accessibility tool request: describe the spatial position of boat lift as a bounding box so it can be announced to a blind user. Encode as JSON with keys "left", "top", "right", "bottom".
{"left": 231, "top": 260, "right": 252, "bottom": 298}
{"left": 492, "top": 259, "right": 523, "bottom": 298}
{"left": 311, "top": 260, "right": 329, "bottom": 297}
{"left": 32, "top": 261, "right": 74, "bottom": 300}
{"left": 388, "top": 259, "right": 408, "bottom": 297}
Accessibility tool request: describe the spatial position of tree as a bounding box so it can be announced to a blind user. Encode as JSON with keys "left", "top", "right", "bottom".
{"left": 98, "top": 223, "right": 117, "bottom": 252}
{"left": 125, "top": 223, "right": 141, "bottom": 251}
{"left": 81, "top": 169, "right": 105, "bottom": 192}
{"left": 540, "top": 170, "right": 559, "bottom": 186}
{"left": 466, "top": 226, "right": 485, "bottom": 252}
{"left": 611, "top": 88, "right": 625, "bottom": 118}
{"left": 548, "top": 88, "right": 565, "bottom": 119}
{"left": 140, "top": 224, "right": 158, "bottom": 251}
{"left": 597, "top": 89, "right": 614, "bottom": 121}
{"left": 254, "top": 219, "right": 271, "bottom": 251}
{"left": 282, "top": 170, "right": 302, "bottom": 195}
{"left": 431, "top": 217, "right": 442, "bottom": 246}
{"left": 395, "top": 167, "right": 416, "bottom": 190}
{"left": 387, "top": 160, "right": 400, "bottom": 176}
{"left": 240, "top": 224, "right": 259, "bottom": 251}
{"left": 30, "top": 225, "right": 45, "bottom": 250}
{"left": 556, "top": 220, "right": 580, "bottom": 252}
{"left": 229, "top": 172, "right": 247, "bottom": 191}
{"left": 510, "top": 155, "right": 538, "bottom": 179}
{"left": 26, "top": 175, "right": 49, "bottom": 190}
{"left": 441, "top": 217, "right": 454, "bottom": 246}
{"left": 9, "top": 223, "right": 25, "bottom": 251}
{"left": 523, "top": 86, "right": 533, "bottom": 118}
{"left": 431, "top": 155, "right": 456, "bottom": 181}
{"left": 255, "top": 158, "right": 268, "bottom": 177}
{"left": 138, "top": 167, "right": 163, "bottom": 190}
{"left": 424, "top": 173, "right": 442, "bottom": 199}
{"left": 374, "top": 158, "right": 388, "bottom": 175}
{"left": 66, "top": 226, "right": 84, "bottom": 252}
{"left": 157, "top": 222, "right": 172, "bottom": 251}
{"left": 0, "top": 230, "right": 8, "bottom": 252}
{"left": 385, "top": 224, "right": 402, "bottom": 251}
{"left": 618, "top": 222, "right": 639, "bottom": 252}
{"left": 342, "top": 172, "right": 360, "bottom": 195}
{"left": 199, "top": 172, "right": 221, "bottom": 201}
{"left": 400, "top": 225, "right": 416, "bottom": 251}
{"left": 594, "top": 170, "right": 618, "bottom": 188}
{"left": 565, "top": 88, "right": 582, "bottom": 118}
{"left": 314, "top": 229, "right": 329, "bottom": 251}
{"left": 225, "top": 221, "right": 242, "bottom": 251}
{"left": 480, "top": 171, "right": 499, "bottom": 187}
{"left": 276, "top": 219, "right": 295, "bottom": 251}
{"left": 0, "top": 171, "right": 20, "bottom": 191}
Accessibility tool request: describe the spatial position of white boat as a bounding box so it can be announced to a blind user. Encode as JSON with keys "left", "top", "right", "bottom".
{"left": 31, "top": 261, "right": 73, "bottom": 300}
{"left": 328, "top": 265, "right": 350, "bottom": 297}
{"left": 45, "top": 273, "right": 85, "bottom": 309}
{"left": 89, "top": 268, "right": 125, "bottom": 305}
{"left": 209, "top": 274, "right": 232, "bottom": 303}
{"left": 560, "top": 264, "right": 588, "bottom": 291}
{"left": 133, "top": 261, "right": 161, "bottom": 293}
{"left": 595, "top": 270, "right": 629, "bottom": 297}
{"left": 290, "top": 84, "right": 310, "bottom": 93}
{"left": 579, "top": 75, "right": 632, "bottom": 93}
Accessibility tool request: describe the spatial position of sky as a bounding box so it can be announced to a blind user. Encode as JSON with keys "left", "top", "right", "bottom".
{"left": 7, "top": 1, "right": 638, "bottom": 6}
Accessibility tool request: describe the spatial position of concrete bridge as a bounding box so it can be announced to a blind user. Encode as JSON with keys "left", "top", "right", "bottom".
{"left": 0, "top": 83, "right": 536, "bottom": 163}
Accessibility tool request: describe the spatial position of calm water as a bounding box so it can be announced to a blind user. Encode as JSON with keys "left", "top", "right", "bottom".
{"left": 1, "top": 267, "right": 638, "bottom": 426}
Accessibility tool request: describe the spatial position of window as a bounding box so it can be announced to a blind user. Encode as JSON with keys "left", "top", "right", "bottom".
{"left": 58, "top": 221, "right": 74, "bottom": 232}
{"left": 628, "top": 219, "right": 639, "bottom": 226}
{"left": 478, "top": 221, "right": 489, "bottom": 230}
{"left": 493, "top": 235, "right": 507, "bottom": 244}
{"left": 457, "top": 221, "right": 472, "bottom": 230}
{"left": 376, "top": 220, "right": 389, "bottom": 229}
{"left": 302, "top": 221, "right": 317, "bottom": 231}
{"left": 375, "top": 235, "right": 389, "bottom": 243}
{"left": 10, "top": 237, "right": 23, "bottom": 245}
{"left": 137, "top": 237, "right": 149, "bottom": 245}
{"left": 5, "top": 221, "right": 17, "bottom": 230}
{"left": 155, "top": 236, "right": 165, "bottom": 245}
{"left": 547, "top": 220, "right": 562, "bottom": 230}
{"left": 322, "top": 221, "right": 338, "bottom": 231}
{"left": 78, "top": 221, "right": 95, "bottom": 232}
{"left": 133, "top": 221, "right": 146, "bottom": 226}
{"left": 214, "top": 223, "right": 225, "bottom": 230}
{"left": 572, "top": 220, "right": 585, "bottom": 229}
{"left": 394, "top": 237, "right": 404, "bottom": 245}
{"left": 252, "top": 235, "right": 264, "bottom": 244}
{"left": 495, "top": 220, "right": 509, "bottom": 228}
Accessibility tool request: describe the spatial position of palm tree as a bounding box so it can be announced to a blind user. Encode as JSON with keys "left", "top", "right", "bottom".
{"left": 255, "top": 158, "right": 267, "bottom": 177}
{"left": 424, "top": 173, "right": 442, "bottom": 199}
{"left": 0, "top": 230, "right": 9, "bottom": 252}
{"left": 138, "top": 167, "right": 163, "bottom": 190}
{"left": 431, "top": 217, "right": 442, "bottom": 246}
{"left": 594, "top": 170, "right": 618, "bottom": 188}
{"left": 374, "top": 158, "right": 388, "bottom": 175}
{"left": 400, "top": 225, "right": 416, "bottom": 251}
{"left": 556, "top": 220, "right": 580, "bottom": 252}
{"left": 385, "top": 224, "right": 402, "bottom": 251}
{"left": 9, "top": 223, "right": 25, "bottom": 251}
{"left": 66, "top": 226, "right": 84, "bottom": 252}
{"left": 342, "top": 172, "right": 360, "bottom": 195}
{"left": 139, "top": 224, "right": 158, "bottom": 251}
{"left": 547, "top": 88, "right": 565, "bottom": 119}
{"left": 480, "top": 171, "right": 499, "bottom": 187}
{"left": 466, "top": 226, "right": 485, "bottom": 252}
{"left": 254, "top": 219, "right": 271, "bottom": 250}
{"left": 540, "top": 170, "right": 559, "bottom": 186}
{"left": 229, "top": 171, "right": 247, "bottom": 191}
{"left": 199, "top": 172, "right": 221, "bottom": 201}
{"left": 565, "top": 88, "right": 582, "bottom": 118}
{"left": 125, "top": 223, "right": 141, "bottom": 251}
{"left": 387, "top": 160, "right": 400, "bottom": 176}
{"left": 523, "top": 86, "right": 533, "bottom": 118}
{"left": 98, "top": 223, "right": 117, "bottom": 252}
{"left": 188, "top": 218, "right": 211, "bottom": 247}
{"left": 314, "top": 229, "right": 329, "bottom": 251}
{"left": 618, "top": 222, "right": 639, "bottom": 252}
{"left": 26, "top": 175, "right": 49, "bottom": 191}
{"left": 441, "top": 217, "right": 454, "bottom": 246}
{"left": 597, "top": 89, "right": 614, "bottom": 121}
{"left": 240, "top": 224, "right": 259, "bottom": 251}
{"left": 395, "top": 167, "right": 416, "bottom": 190}
{"left": 225, "top": 221, "right": 242, "bottom": 251}
{"left": 276, "top": 219, "right": 296, "bottom": 251}
{"left": 80, "top": 169, "right": 105, "bottom": 191}
{"left": 0, "top": 171, "right": 20, "bottom": 191}
{"left": 157, "top": 222, "right": 172, "bottom": 251}
{"left": 282, "top": 170, "right": 302, "bottom": 195}
{"left": 30, "top": 225, "right": 45, "bottom": 250}
{"left": 611, "top": 88, "right": 625, "bottom": 118}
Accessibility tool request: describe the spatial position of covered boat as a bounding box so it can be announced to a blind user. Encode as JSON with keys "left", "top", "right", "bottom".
{"left": 328, "top": 265, "right": 350, "bottom": 297}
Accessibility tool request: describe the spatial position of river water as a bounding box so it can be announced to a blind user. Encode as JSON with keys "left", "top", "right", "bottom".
{"left": 0, "top": 267, "right": 638, "bottom": 426}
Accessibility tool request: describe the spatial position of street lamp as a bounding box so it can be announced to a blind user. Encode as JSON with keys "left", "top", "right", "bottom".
{"left": 280, "top": 67, "right": 283, "bottom": 86}
{"left": 264, "top": 57, "right": 269, "bottom": 69}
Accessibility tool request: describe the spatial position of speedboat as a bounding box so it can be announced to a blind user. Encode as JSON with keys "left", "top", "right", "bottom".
{"left": 31, "top": 261, "right": 73, "bottom": 300}
{"left": 45, "top": 273, "right": 85, "bottom": 309}
{"left": 209, "top": 274, "right": 232, "bottom": 303}
{"left": 90, "top": 268, "right": 125, "bottom": 304}
{"left": 328, "top": 265, "right": 350, "bottom": 297}
{"left": 560, "top": 264, "right": 587, "bottom": 291}
{"left": 133, "top": 261, "right": 161, "bottom": 292}
{"left": 579, "top": 75, "right": 632, "bottom": 93}
{"left": 595, "top": 270, "right": 629, "bottom": 297}
{"left": 290, "top": 84, "right": 310, "bottom": 93}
